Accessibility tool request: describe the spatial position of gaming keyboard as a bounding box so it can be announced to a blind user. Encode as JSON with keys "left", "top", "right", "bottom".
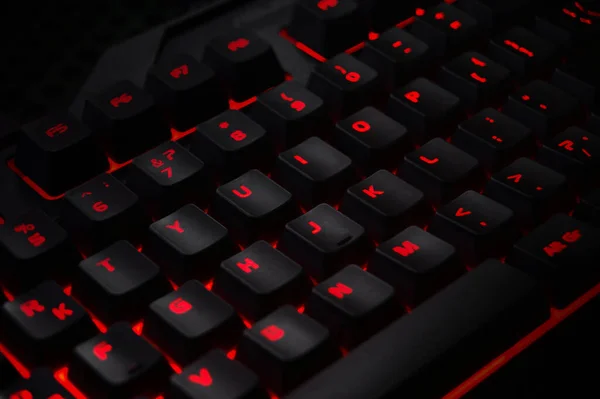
{"left": 1, "top": 0, "right": 599, "bottom": 398}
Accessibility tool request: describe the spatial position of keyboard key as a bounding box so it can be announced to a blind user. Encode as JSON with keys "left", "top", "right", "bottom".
{"left": 401, "top": 138, "right": 483, "bottom": 206}
{"left": 237, "top": 305, "right": 338, "bottom": 395}
{"left": 452, "top": 108, "right": 535, "bottom": 171}
{"left": 387, "top": 78, "right": 462, "bottom": 144}
{"left": 587, "top": 105, "right": 600, "bottom": 136}
{"left": 169, "top": 349, "right": 267, "bottom": 399}
{"left": 82, "top": 80, "right": 170, "bottom": 162}
{"left": 145, "top": 204, "right": 235, "bottom": 285}
{"left": 213, "top": 170, "right": 297, "bottom": 245}
{"left": 213, "top": 241, "right": 311, "bottom": 322}
{"left": 145, "top": 54, "right": 228, "bottom": 130}
{"left": 551, "top": 53, "right": 600, "bottom": 106}
{"left": 14, "top": 113, "right": 108, "bottom": 195}
{"left": 2, "top": 368, "right": 74, "bottom": 399}
{"left": 340, "top": 170, "right": 430, "bottom": 241}
{"left": 535, "top": 4, "right": 600, "bottom": 48}
{"left": 508, "top": 214, "right": 600, "bottom": 308}
{"left": 144, "top": 280, "right": 243, "bottom": 365}
{"left": 0, "top": 352, "right": 20, "bottom": 389}
{"left": 307, "top": 53, "right": 380, "bottom": 118}
{"left": 286, "top": 259, "right": 549, "bottom": 399}
{"left": 456, "top": 0, "right": 534, "bottom": 31}
{"left": 0, "top": 281, "right": 95, "bottom": 368}
{"left": 359, "top": 0, "right": 424, "bottom": 31}
{"left": 72, "top": 241, "right": 170, "bottom": 324}
{"left": 306, "top": 265, "right": 398, "bottom": 348}
{"left": 485, "top": 158, "right": 570, "bottom": 227}
{"left": 273, "top": 137, "right": 356, "bottom": 208}
{"left": 429, "top": 190, "right": 518, "bottom": 265}
{"left": 573, "top": 188, "right": 600, "bottom": 227}
{"left": 204, "top": 29, "right": 284, "bottom": 101}
{"left": 69, "top": 322, "right": 170, "bottom": 399}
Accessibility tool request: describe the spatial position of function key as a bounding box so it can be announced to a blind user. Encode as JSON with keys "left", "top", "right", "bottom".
{"left": 2, "top": 368, "right": 75, "bottom": 399}
{"left": 573, "top": 188, "right": 600, "bottom": 227}
{"left": 0, "top": 281, "right": 96, "bottom": 368}
{"left": 456, "top": 0, "right": 534, "bottom": 32}
{"left": 551, "top": 53, "right": 600, "bottom": 106}
{"left": 82, "top": 80, "right": 170, "bottom": 162}
{"left": 204, "top": 29, "right": 284, "bottom": 101}
{"left": 0, "top": 352, "right": 20, "bottom": 389}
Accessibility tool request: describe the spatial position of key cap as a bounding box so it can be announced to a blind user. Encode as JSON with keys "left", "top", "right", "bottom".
{"left": 535, "top": 3, "right": 600, "bottom": 48}
{"left": 287, "top": 0, "right": 368, "bottom": 58}
{"left": 204, "top": 29, "right": 284, "bottom": 101}
{"left": 429, "top": 190, "right": 518, "bottom": 265}
{"left": 0, "top": 210, "right": 79, "bottom": 294}
{"left": 306, "top": 265, "right": 398, "bottom": 348}
{"left": 145, "top": 204, "right": 235, "bottom": 285}
{"left": 552, "top": 53, "right": 600, "bottom": 106}
{"left": 508, "top": 214, "right": 600, "bottom": 308}
{"left": 588, "top": 105, "right": 600, "bottom": 136}
{"left": 191, "top": 110, "right": 271, "bottom": 183}
{"left": 236, "top": 305, "right": 338, "bottom": 395}
{"left": 485, "top": 158, "right": 570, "bottom": 227}
{"left": 286, "top": 259, "right": 549, "bottom": 399}
{"left": 213, "top": 241, "right": 311, "bottom": 322}
{"left": 455, "top": 0, "right": 534, "bottom": 32}
{"left": 69, "top": 322, "right": 170, "bottom": 399}
{"left": 573, "top": 188, "right": 600, "bottom": 226}
{"left": 145, "top": 54, "right": 228, "bottom": 130}
{"left": 503, "top": 80, "right": 580, "bottom": 139}
{"left": 279, "top": 204, "right": 371, "bottom": 281}
{"left": 400, "top": 138, "right": 483, "bottom": 206}
{"left": 437, "top": 51, "right": 511, "bottom": 110}
{"left": 82, "top": 80, "right": 170, "bottom": 162}
{"left": 62, "top": 174, "right": 144, "bottom": 254}
{"left": 249, "top": 81, "right": 328, "bottom": 151}
{"left": 452, "top": 108, "right": 535, "bottom": 171}
{"left": 0, "top": 352, "right": 21, "bottom": 389}
{"left": 1, "top": 368, "right": 74, "bottom": 399}
{"left": 212, "top": 170, "right": 297, "bottom": 246}
{"left": 369, "top": 226, "right": 462, "bottom": 307}
{"left": 72, "top": 241, "right": 170, "bottom": 324}
{"left": 340, "top": 170, "right": 430, "bottom": 241}
{"left": 14, "top": 113, "right": 108, "bottom": 195}
{"left": 273, "top": 137, "right": 356, "bottom": 209}
{"left": 128, "top": 142, "right": 212, "bottom": 218}
{"left": 169, "top": 349, "right": 267, "bottom": 399}
{"left": 144, "top": 280, "right": 243, "bottom": 365}
{"left": 387, "top": 78, "right": 462, "bottom": 144}
{"left": 333, "top": 107, "right": 411, "bottom": 174}
{"left": 307, "top": 53, "right": 380, "bottom": 119}
{"left": 0, "top": 281, "right": 95, "bottom": 368}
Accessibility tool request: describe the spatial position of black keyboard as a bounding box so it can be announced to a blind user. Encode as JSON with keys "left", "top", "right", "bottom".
{"left": 1, "top": 0, "right": 599, "bottom": 398}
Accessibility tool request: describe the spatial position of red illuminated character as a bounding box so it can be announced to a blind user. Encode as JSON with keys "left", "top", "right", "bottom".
{"left": 233, "top": 185, "right": 252, "bottom": 198}
{"left": 328, "top": 282, "right": 353, "bottom": 299}
{"left": 449, "top": 20, "right": 462, "bottom": 30}
{"left": 471, "top": 57, "right": 486, "bottom": 67}
{"left": 405, "top": 91, "right": 420, "bottom": 103}
{"left": 294, "top": 155, "right": 308, "bottom": 165}
{"left": 559, "top": 140, "right": 575, "bottom": 151}
{"left": 170, "top": 64, "right": 189, "bottom": 79}
{"left": 470, "top": 72, "right": 486, "bottom": 83}
{"left": 507, "top": 174, "right": 522, "bottom": 183}
{"left": 169, "top": 297, "right": 193, "bottom": 315}
{"left": 189, "top": 368, "right": 213, "bottom": 386}
{"left": 230, "top": 130, "right": 247, "bottom": 142}
{"left": 280, "top": 92, "right": 306, "bottom": 112}
{"left": 161, "top": 167, "right": 173, "bottom": 178}
{"left": 228, "top": 38, "right": 250, "bottom": 52}
{"left": 27, "top": 232, "right": 46, "bottom": 247}
{"left": 435, "top": 12, "right": 445, "bottom": 19}
{"left": 334, "top": 65, "right": 361, "bottom": 83}
{"left": 46, "top": 123, "right": 68, "bottom": 138}
{"left": 166, "top": 220, "right": 185, "bottom": 234}
{"left": 352, "top": 120, "right": 371, "bottom": 133}
{"left": 164, "top": 149, "right": 176, "bottom": 160}
{"left": 219, "top": 121, "right": 229, "bottom": 129}
{"left": 362, "top": 185, "right": 384, "bottom": 198}
{"left": 393, "top": 241, "right": 420, "bottom": 257}
{"left": 562, "top": 229, "right": 581, "bottom": 243}
{"left": 392, "top": 40, "right": 403, "bottom": 48}
{"left": 9, "top": 390, "right": 33, "bottom": 399}
{"left": 544, "top": 241, "right": 567, "bottom": 257}
{"left": 151, "top": 159, "right": 165, "bottom": 168}
{"left": 48, "top": 395, "right": 66, "bottom": 399}
{"left": 14, "top": 223, "right": 34, "bottom": 234}
{"left": 52, "top": 303, "right": 74, "bottom": 320}
{"left": 317, "top": 0, "right": 338, "bottom": 11}
{"left": 97, "top": 258, "right": 116, "bottom": 272}
{"left": 485, "top": 117, "right": 495, "bottom": 123}
{"left": 492, "top": 135, "right": 503, "bottom": 142}
{"left": 236, "top": 258, "right": 260, "bottom": 274}
{"left": 110, "top": 93, "right": 133, "bottom": 108}
{"left": 309, "top": 221, "right": 321, "bottom": 234}
{"left": 455, "top": 208, "right": 471, "bottom": 217}
{"left": 93, "top": 201, "right": 109, "bottom": 213}
{"left": 93, "top": 341, "right": 112, "bottom": 361}
{"left": 261, "top": 325, "right": 285, "bottom": 341}
{"left": 419, "top": 155, "right": 439, "bottom": 165}
{"left": 504, "top": 40, "right": 534, "bottom": 57}
{"left": 20, "top": 299, "right": 45, "bottom": 317}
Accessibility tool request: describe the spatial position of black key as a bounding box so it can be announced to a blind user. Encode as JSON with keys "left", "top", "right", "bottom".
{"left": 306, "top": 265, "right": 398, "bottom": 348}
{"left": 369, "top": 226, "right": 462, "bottom": 307}
{"left": 72, "top": 241, "right": 170, "bottom": 324}
{"left": 62, "top": 174, "right": 144, "bottom": 254}
{"left": 429, "top": 190, "right": 518, "bottom": 265}
{"left": 358, "top": 28, "right": 432, "bottom": 91}
{"left": 452, "top": 108, "right": 535, "bottom": 171}
{"left": 145, "top": 204, "right": 235, "bottom": 285}
{"left": 387, "top": 78, "right": 462, "bottom": 144}
{"left": 333, "top": 107, "right": 411, "bottom": 174}
{"left": 534, "top": 4, "right": 600, "bottom": 48}
{"left": 552, "top": 53, "right": 600, "bottom": 106}
{"left": 287, "top": 0, "right": 368, "bottom": 58}
{"left": 0, "top": 281, "right": 95, "bottom": 368}
{"left": 213, "top": 241, "right": 311, "bottom": 322}
{"left": 400, "top": 138, "right": 483, "bottom": 206}
{"left": 145, "top": 54, "right": 228, "bottom": 130}
{"left": 212, "top": 170, "right": 297, "bottom": 245}
{"left": 204, "top": 29, "right": 284, "bottom": 101}
{"left": 0, "top": 352, "right": 19, "bottom": 389}
{"left": 169, "top": 349, "right": 267, "bottom": 399}
{"left": 1, "top": 368, "right": 74, "bottom": 399}
{"left": 485, "top": 158, "right": 570, "bottom": 227}
{"left": 587, "top": 105, "right": 600, "bottom": 136}
{"left": 286, "top": 259, "right": 549, "bottom": 399}
{"left": 410, "top": 3, "right": 480, "bottom": 57}
{"left": 437, "top": 51, "right": 511, "bottom": 110}
{"left": 191, "top": 110, "right": 271, "bottom": 182}
{"left": 128, "top": 142, "right": 212, "bottom": 218}
{"left": 14, "top": 113, "right": 108, "bottom": 195}
{"left": 456, "top": 0, "right": 534, "bottom": 32}
{"left": 82, "top": 80, "right": 170, "bottom": 162}
{"left": 144, "top": 280, "right": 243, "bottom": 365}
{"left": 69, "top": 322, "right": 170, "bottom": 399}
{"left": 503, "top": 80, "right": 580, "bottom": 139}
{"left": 273, "top": 137, "right": 356, "bottom": 209}
{"left": 279, "top": 204, "right": 371, "bottom": 281}
{"left": 508, "top": 214, "right": 600, "bottom": 308}
{"left": 340, "top": 170, "right": 430, "bottom": 241}
{"left": 236, "top": 305, "right": 338, "bottom": 395}
{"left": 249, "top": 81, "right": 328, "bottom": 151}
{"left": 307, "top": 53, "right": 380, "bottom": 118}
{"left": 574, "top": 188, "right": 600, "bottom": 226}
